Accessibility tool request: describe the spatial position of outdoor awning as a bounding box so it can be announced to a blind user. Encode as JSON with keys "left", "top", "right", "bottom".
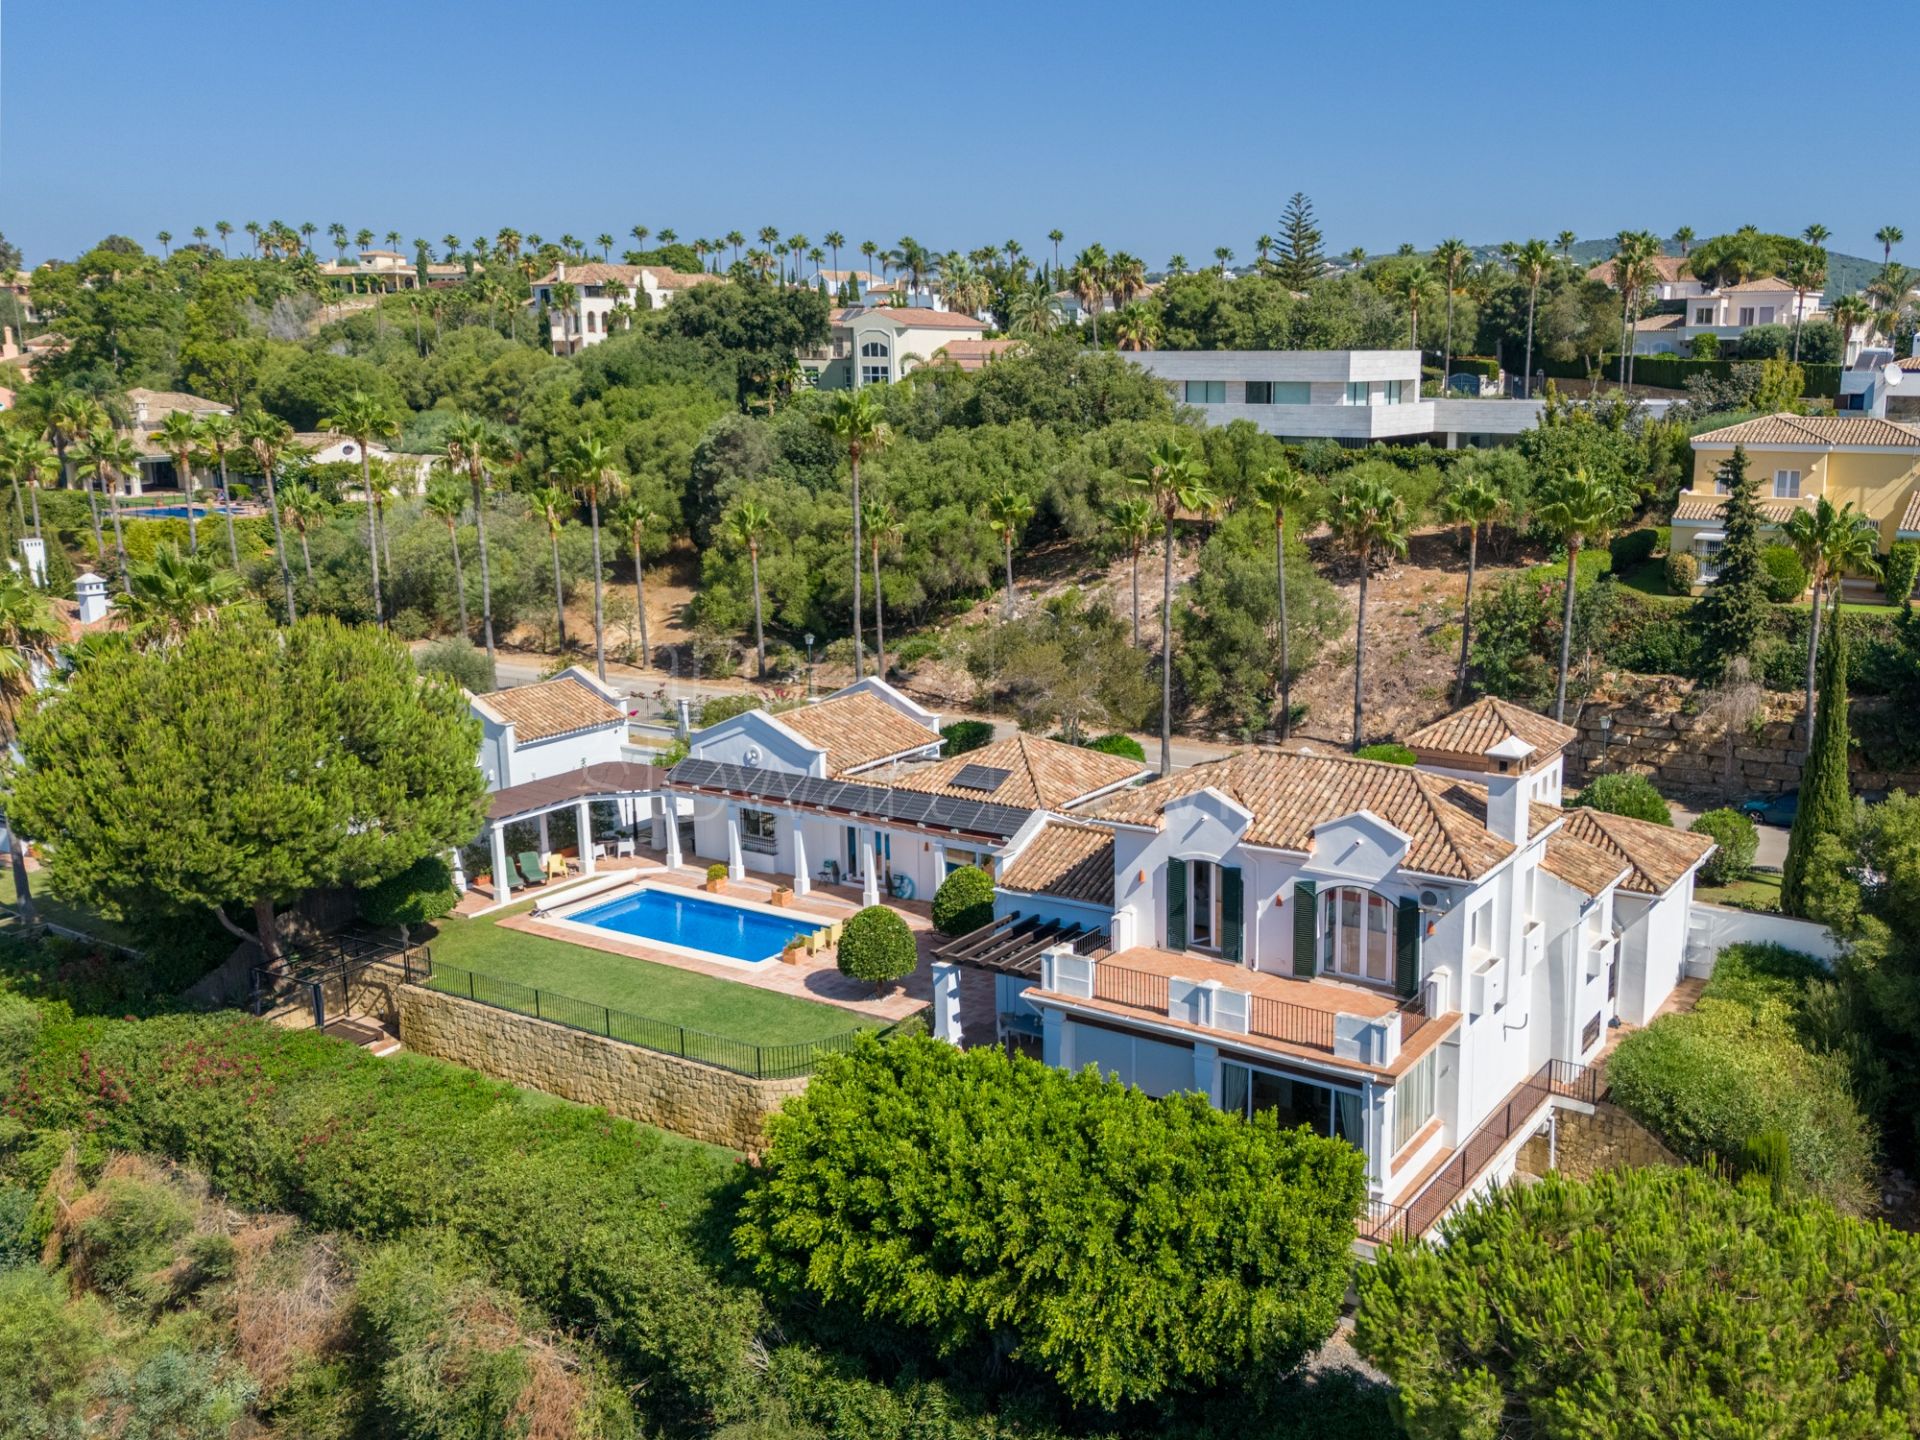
{"left": 487, "top": 761, "right": 666, "bottom": 824}
{"left": 932, "top": 912, "right": 1108, "bottom": 978}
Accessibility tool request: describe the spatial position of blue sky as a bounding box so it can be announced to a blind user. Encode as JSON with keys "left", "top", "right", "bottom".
{"left": 4, "top": 0, "right": 1905, "bottom": 268}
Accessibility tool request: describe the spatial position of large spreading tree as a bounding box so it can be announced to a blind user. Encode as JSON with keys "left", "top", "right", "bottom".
{"left": 12, "top": 614, "right": 487, "bottom": 959}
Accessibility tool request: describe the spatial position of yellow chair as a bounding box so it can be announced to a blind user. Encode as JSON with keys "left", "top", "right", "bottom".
{"left": 544, "top": 854, "right": 569, "bottom": 882}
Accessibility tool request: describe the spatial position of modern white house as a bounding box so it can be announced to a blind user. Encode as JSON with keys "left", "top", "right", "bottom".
{"left": 529, "top": 261, "right": 724, "bottom": 355}
{"left": 930, "top": 697, "right": 1714, "bottom": 1241}
{"left": 1118, "top": 350, "right": 1545, "bottom": 448}
{"left": 469, "top": 667, "right": 631, "bottom": 791}
{"left": 800, "top": 305, "right": 989, "bottom": 389}
{"left": 1836, "top": 342, "right": 1920, "bottom": 420}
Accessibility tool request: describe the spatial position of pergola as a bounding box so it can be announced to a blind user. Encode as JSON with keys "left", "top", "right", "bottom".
{"left": 468, "top": 761, "right": 666, "bottom": 905}
{"left": 927, "top": 911, "right": 1108, "bottom": 1045}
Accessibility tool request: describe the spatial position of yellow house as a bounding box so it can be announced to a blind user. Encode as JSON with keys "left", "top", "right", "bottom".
{"left": 1669, "top": 414, "right": 1920, "bottom": 594}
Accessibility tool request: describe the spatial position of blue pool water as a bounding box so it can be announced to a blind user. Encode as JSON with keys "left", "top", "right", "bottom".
{"left": 569, "top": 887, "right": 817, "bottom": 963}
{"left": 126, "top": 504, "right": 241, "bottom": 520}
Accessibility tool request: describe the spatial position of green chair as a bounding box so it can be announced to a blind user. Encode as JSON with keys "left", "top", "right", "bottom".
{"left": 514, "top": 851, "right": 544, "bottom": 887}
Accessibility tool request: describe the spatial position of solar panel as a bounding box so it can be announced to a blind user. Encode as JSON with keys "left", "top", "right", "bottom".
{"left": 669, "top": 757, "right": 1034, "bottom": 839}
{"left": 951, "top": 763, "right": 1012, "bottom": 793}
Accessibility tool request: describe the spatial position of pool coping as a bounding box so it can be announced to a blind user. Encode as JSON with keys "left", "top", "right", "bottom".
{"left": 543, "top": 879, "right": 828, "bottom": 969}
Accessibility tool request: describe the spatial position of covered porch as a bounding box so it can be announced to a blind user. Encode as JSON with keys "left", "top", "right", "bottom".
{"left": 462, "top": 761, "right": 668, "bottom": 913}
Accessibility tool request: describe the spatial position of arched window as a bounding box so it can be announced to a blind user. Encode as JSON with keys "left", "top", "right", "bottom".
{"left": 859, "top": 336, "right": 892, "bottom": 387}
{"left": 1320, "top": 886, "right": 1394, "bottom": 984}
{"left": 586, "top": 310, "right": 597, "bottom": 332}
{"left": 859, "top": 338, "right": 890, "bottom": 357}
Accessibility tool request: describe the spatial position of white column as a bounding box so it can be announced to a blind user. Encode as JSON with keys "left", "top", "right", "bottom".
{"left": 537, "top": 813, "right": 551, "bottom": 863}
{"left": 1368, "top": 1084, "right": 1391, "bottom": 1193}
{"left": 490, "top": 823, "right": 512, "bottom": 905}
{"left": 664, "top": 805, "right": 683, "bottom": 868}
{"left": 931, "top": 842, "right": 947, "bottom": 882}
{"left": 860, "top": 833, "right": 879, "bottom": 908}
{"left": 791, "top": 826, "right": 810, "bottom": 896}
{"left": 727, "top": 809, "right": 745, "bottom": 880}
{"left": 448, "top": 846, "right": 467, "bottom": 894}
{"left": 576, "top": 799, "right": 595, "bottom": 875}
{"left": 650, "top": 796, "right": 666, "bottom": 849}
{"left": 931, "top": 960, "right": 963, "bottom": 1044}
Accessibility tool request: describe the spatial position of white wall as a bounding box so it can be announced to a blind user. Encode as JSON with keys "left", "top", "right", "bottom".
{"left": 687, "top": 710, "right": 825, "bottom": 777}
{"left": 505, "top": 726, "right": 627, "bottom": 787}
{"left": 1689, "top": 899, "right": 1839, "bottom": 966}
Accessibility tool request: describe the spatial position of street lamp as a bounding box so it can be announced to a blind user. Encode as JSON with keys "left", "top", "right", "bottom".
{"left": 804, "top": 633, "right": 815, "bottom": 699}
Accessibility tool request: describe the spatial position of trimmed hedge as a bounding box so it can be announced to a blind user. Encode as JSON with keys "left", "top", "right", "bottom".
{"left": 1609, "top": 528, "right": 1659, "bottom": 572}
{"left": 940, "top": 720, "right": 994, "bottom": 756}
{"left": 1538, "top": 353, "right": 1841, "bottom": 397}
{"left": 1760, "top": 544, "right": 1809, "bottom": 602}
{"left": 1571, "top": 772, "right": 1671, "bottom": 825}
{"left": 836, "top": 905, "right": 917, "bottom": 988}
{"left": 931, "top": 865, "right": 994, "bottom": 937}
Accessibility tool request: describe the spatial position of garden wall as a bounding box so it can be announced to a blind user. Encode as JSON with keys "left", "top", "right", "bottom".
{"left": 396, "top": 983, "right": 808, "bottom": 1151}
{"left": 1515, "top": 1101, "right": 1680, "bottom": 1183}
{"left": 1567, "top": 672, "right": 1920, "bottom": 803}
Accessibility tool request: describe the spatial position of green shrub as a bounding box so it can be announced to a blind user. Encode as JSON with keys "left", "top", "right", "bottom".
{"left": 358, "top": 854, "right": 459, "bottom": 932}
{"left": 1571, "top": 772, "right": 1671, "bottom": 825}
{"left": 1691, "top": 808, "right": 1758, "bottom": 885}
{"left": 0, "top": 992, "right": 42, "bottom": 1083}
{"left": 931, "top": 866, "right": 995, "bottom": 937}
{"left": 1609, "top": 528, "right": 1659, "bottom": 572}
{"left": 1355, "top": 743, "right": 1417, "bottom": 765}
{"left": 1606, "top": 1001, "right": 1875, "bottom": 1211}
{"left": 1759, "top": 544, "right": 1808, "bottom": 602}
{"left": 416, "top": 636, "right": 495, "bottom": 693}
{"left": 1083, "top": 731, "right": 1146, "bottom": 762}
{"left": 1355, "top": 1167, "right": 1920, "bottom": 1436}
{"left": 1665, "top": 549, "right": 1698, "bottom": 592}
{"left": 891, "top": 635, "right": 942, "bottom": 670}
{"left": 1736, "top": 323, "right": 1792, "bottom": 360}
{"left": 1701, "top": 941, "right": 1828, "bottom": 1014}
{"left": 1882, "top": 540, "right": 1920, "bottom": 605}
{"left": 64, "top": 1176, "right": 194, "bottom": 1304}
{"left": 705, "top": 862, "right": 729, "bottom": 883}
{"left": 939, "top": 720, "right": 994, "bottom": 756}
{"left": 696, "top": 694, "right": 762, "bottom": 727}
{"left": 737, "top": 1035, "right": 1366, "bottom": 1410}
{"left": 835, "top": 906, "right": 917, "bottom": 989}
{"left": 1689, "top": 331, "right": 1719, "bottom": 359}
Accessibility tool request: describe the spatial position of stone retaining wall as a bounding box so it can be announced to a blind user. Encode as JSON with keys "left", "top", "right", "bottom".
{"left": 1567, "top": 673, "right": 1920, "bottom": 802}
{"left": 1516, "top": 1100, "right": 1681, "bottom": 1183}
{"left": 397, "top": 984, "right": 807, "bottom": 1151}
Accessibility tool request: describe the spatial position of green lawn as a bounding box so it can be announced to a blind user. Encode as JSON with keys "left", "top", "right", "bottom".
{"left": 0, "top": 867, "right": 142, "bottom": 951}
{"left": 422, "top": 907, "right": 878, "bottom": 1045}
{"left": 1696, "top": 871, "right": 1783, "bottom": 914}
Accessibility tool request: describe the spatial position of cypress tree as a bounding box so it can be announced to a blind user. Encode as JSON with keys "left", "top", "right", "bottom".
{"left": 1781, "top": 600, "right": 1851, "bottom": 915}
{"left": 1692, "top": 446, "right": 1771, "bottom": 673}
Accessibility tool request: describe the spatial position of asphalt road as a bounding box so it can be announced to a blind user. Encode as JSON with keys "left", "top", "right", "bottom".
{"left": 1671, "top": 801, "right": 1789, "bottom": 870}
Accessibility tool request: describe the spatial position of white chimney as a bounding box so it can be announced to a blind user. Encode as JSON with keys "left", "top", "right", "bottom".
{"left": 132, "top": 396, "right": 149, "bottom": 425}
{"left": 19, "top": 537, "right": 44, "bottom": 587}
{"left": 556, "top": 260, "right": 567, "bottom": 282}
{"left": 1483, "top": 734, "right": 1535, "bottom": 845}
{"left": 75, "top": 572, "right": 108, "bottom": 625}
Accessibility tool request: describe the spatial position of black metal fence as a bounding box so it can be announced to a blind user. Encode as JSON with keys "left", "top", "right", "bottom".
{"left": 418, "top": 962, "right": 896, "bottom": 1080}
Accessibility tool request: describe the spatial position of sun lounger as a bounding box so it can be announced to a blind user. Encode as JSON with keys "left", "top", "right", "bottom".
{"left": 514, "top": 851, "right": 544, "bottom": 887}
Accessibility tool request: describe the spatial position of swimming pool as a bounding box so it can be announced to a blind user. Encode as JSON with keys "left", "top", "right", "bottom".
{"left": 566, "top": 886, "right": 818, "bottom": 964}
{"left": 125, "top": 504, "right": 242, "bottom": 520}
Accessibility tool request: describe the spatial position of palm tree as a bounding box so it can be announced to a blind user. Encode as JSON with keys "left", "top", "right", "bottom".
{"left": 73, "top": 428, "right": 140, "bottom": 589}
{"left": 1784, "top": 251, "right": 1827, "bottom": 362}
{"left": 215, "top": 220, "right": 233, "bottom": 255}
{"left": 1503, "top": 239, "right": 1555, "bottom": 397}
{"left": 1606, "top": 229, "right": 1662, "bottom": 387}
{"left": 238, "top": 410, "right": 300, "bottom": 620}
{"left": 1439, "top": 470, "right": 1503, "bottom": 705}
{"left": 1391, "top": 262, "right": 1439, "bottom": 348}
{"left": 861, "top": 497, "right": 899, "bottom": 678}
{"left": 556, "top": 434, "right": 626, "bottom": 681}
{"left": 531, "top": 485, "right": 571, "bottom": 649}
{"left": 817, "top": 391, "right": 891, "bottom": 680}
{"left": 0, "top": 571, "right": 62, "bottom": 921}
{"left": 444, "top": 414, "right": 500, "bottom": 660}
{"left": 1673, "top": 226, "right": 1696, "bottom": 256}
{"left": 193, "top": 412, "right": 242, "bottom": 569}
{"left": 1007, "top": 286, "right": 1061, "bottom": 336}
{"left": 1555, "top": 230, "right": 1576, "bottom": 259}
{"left": 1535, "top": 467, "right": 1628, "bottom": 721}
{"left": 1107, "top": 497, "right": 1156, "bottom": 648}
{"left": 423, "top": 477, "right": 469, "bottom": 632}
{"left": 1166, "top": 254, "right": 1188, "bottom": 277}
{"left": 1068, "top": 245, "right": 1109, "bottom": 344}
{"left": 156, "top": 230, "right": 172, "bottom": 257}
{"left": 0, "top": 431, "right": 51, "bottom": 540}
{"left": 613, "top": 495, "right": 660, "bottom": 666}
{"left": 1131, "top": 435, "right": 1218, "bottom": 775}
{"left": 1048, "top": 229, "right": 1064, "bottom": 277}
{"left": 113, "top": 544, "right": 248, "bottom": 647}
{"left": 1784, "top": 498, "right": 1881, "bottom": 741}
{"left": 1829, "top": 292, "right": 1873, "bottom": 367}
{"left": 150, "top": 411, "right": 203, "bottom": 555}
{"left": 317, "top": 391, "right": 397, "bottom": 625}
{"left": 1326, "top": 471, "right": 1409, "bottom": 748}
{"left": 46, "top": 389, "right": 103, "bottom": 503}
{"left": 596, "top": 233, "right": 613, "bottom": 260}
{"left": 1247, "top": 465, "right": 1316, "bottom": 738}
{"left": 1112, "top": 305, "right": 1161, "bottom": 351}
{"left": 279, "top": 483, "right": 326, "bottom": 581}
{"left": 1213, "top": 246, "right": 1234, "bottom": 274}
{"left": 1802, "top": 223, "right": 1830, "bottom": 248}
{"left": 1432, "top": 239, "right": 1471, "bottom": 383}
{"left": 984, "top": 486, "right": 1034, "bottom": 619}
{"left": 1876, "top": 225, "right": 1904, "bottom": 264}
{"left": 724, "top": 499, "right": 772, "bottom": 678}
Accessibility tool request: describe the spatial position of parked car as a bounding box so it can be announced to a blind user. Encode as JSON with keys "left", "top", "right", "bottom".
{"left": 1738, "top": 791, "right": 1798, "bottom": 827}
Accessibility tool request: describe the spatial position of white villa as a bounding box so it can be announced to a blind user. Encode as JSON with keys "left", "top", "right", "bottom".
{"left": 1118, "top": 350, "right": 1547, "bottom": 448}
{"left": 800, "top": 305, "right": 989, "bottom": 389}
{"left": 529, "top": 261, "right": 724, "bottom": 355}
{"left": 1627, "top": 274, "right": 1827, "bottom": 357}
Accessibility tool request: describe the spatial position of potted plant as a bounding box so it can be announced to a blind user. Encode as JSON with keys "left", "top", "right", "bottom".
{"left": 780, "top": 936, "right": 806, "bottom": 966}
{"left": 770, "top": 883, "right": 794, "bottom": 907}
{"left": 705, "top": 862, "right": 729, "bottom": 894}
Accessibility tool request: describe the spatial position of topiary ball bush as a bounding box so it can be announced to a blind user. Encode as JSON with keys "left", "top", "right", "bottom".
{"left": 359, "top": 854, "right": 459, "bottom": 932}
{"left": 1759, "top": 545, "right": 1808, "bottom": 603}
{"left": 1084, "top": 732, "right": 1147, "bottom": 762}
{"left": 931, "top": 865, "right": 995, "bottom": 937}
{"left": 1572, "top": 772, "right": 1672, "bottom": 826}
{"left": 706, "top": 862, "right": 730, "bottom": 883}
{"left": 837, "top": 905, "right": 918, "bottom": 990}
{"left": 940, "top": 720, "right": 994, "bottom": 757}
{"left": 1691, "top": 808, "right": 1758, "bottom": 885}
{"left": 1665, "top": 550, "right": 1698, "bottom": 593}
{"left": 1356, "top": 743, "right": 1418, "bottom": 765}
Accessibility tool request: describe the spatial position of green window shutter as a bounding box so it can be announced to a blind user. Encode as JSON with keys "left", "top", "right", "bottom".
{"left": 1220, "top": 866, "right": 1245, "bottom": 963}
{"left": 1166, "top": 857, "right": 1187, "bottom": 951}
{"left": 1396, "top": 896, "right": 1421, "bottom": 999}
{"left": 1291, "top": 879, "right": 1318, "bottom": 976}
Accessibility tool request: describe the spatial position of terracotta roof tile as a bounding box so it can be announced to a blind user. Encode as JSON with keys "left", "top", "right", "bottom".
{"left": 892, "top": 733, "right": 1144, "bottom": 810}
{"left": 1587, "top": 254, "right": 1690, "bottom": 285}
{"left": 532, "top": 263, "right": 720, "bottom": 290}
{"left": 1541, "top": 832, "right": 1631, "bottom": 897}
{"left": 1898, "top": 354, "right": 1920, "bottom": 373}
{"left": 1091, "top": 750, "right": 1556, "bottom": 882}
{"left": 931, "top": 338, "right": 1021, "bottom": 370}
{"left": 1634, "top": 312, "right": 1685, "bottom": 331}
{"left": 1719, "top": 276, "right": 1798, "bottom": 293}
{"left": 1672, "top": 493, "right": 1808, "bottom": 524}
{"left": 1901, "top": 491, "right": 1920, "bottom": 535}
{"left": 1557, "top": 807, "right": 1714, "bottom": 895}
{"left": 842, "top": 306, "right": 986, "bottom": 331}
{"left": 998, "top": 821, "right": 1116, "bottom": 906}
{"left": 1403, "top": 698, "right": 1577, "bottom": 761}
{"left": 477, "top": 673, "right": 624, "bottom": 743}
{"left": 1690, "top": 414, "right": 1920, "bottom": 449}
{"left": 779, "top": 692, "right": 940, "bottom": 776}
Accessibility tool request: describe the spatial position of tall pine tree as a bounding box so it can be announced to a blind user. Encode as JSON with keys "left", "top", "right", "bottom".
{"left": 1274, "top": 192, "right": 1325, "bottom": 291}
{"left": 1692, "top": 446, "right": 1771, "bottom": 673}
{"left": 1781, "top": 598, "right": 1851, "bottom": 916}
